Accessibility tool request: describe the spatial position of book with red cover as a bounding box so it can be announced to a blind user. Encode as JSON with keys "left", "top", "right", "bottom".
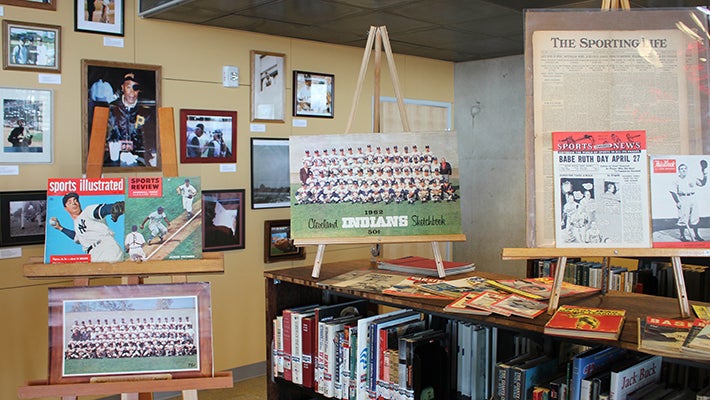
{"left": 544, "top": 305, "right": 626, "bottom": 340}
{"left": 301, "top": 314, "right": 317, "bottom": 388}
{"left": 377, "top": 256, "right": 475, "bottom": 277}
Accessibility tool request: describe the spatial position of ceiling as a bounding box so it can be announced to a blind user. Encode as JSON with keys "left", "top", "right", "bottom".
{"left": 139, "top": 0, "right": 710, "bottom": 62}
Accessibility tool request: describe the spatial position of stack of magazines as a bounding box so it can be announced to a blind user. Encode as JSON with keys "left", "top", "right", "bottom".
{"left": 376, "top": 256, "right": 475, "bottom": 277}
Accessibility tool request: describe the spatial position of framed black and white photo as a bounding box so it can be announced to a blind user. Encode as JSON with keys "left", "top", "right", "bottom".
{"left": 264, "top": 219, "right": 305, "bottom": 263}
{"left": 251, "top": 138, "right": 290, "bottom": 209}
{"left": 0, "top": 191, "right": 46, "bottom": 247}
{"left": 293, "top": 70, "right": 334, "bottom": 118}
{"left": 202, "top": 189, "right": 245, "bottom": 251}
{"left": 0, "top": 0, "right": 56, "bottom": 10}
{"left": 250, "top": 50, "right": 285, "bottom": 122}
{"left": 3, "top": 20, "right": 61, "bottom": 73}
{"left": 75, "top": 0, "right": 124, "bottom": 36}
{"left": 180, "top": 109, "right": 237, "bottom": 164}
{"left": 0, "top": 87, "right": 53, "bottom": 163}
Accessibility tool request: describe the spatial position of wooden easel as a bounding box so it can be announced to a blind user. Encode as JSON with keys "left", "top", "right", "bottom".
{"left": 18, "top": 107, "right": 231, "bottom": 400}
{"left": 296, "top": 26, "right": 466, "bottom": 279}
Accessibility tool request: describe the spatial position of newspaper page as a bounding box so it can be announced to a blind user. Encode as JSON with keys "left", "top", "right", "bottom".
{"left": 552, "top": 130, "right": 650, "bottom": 248}
{"left": 533, "top": 29, "right": 702, "bottom": 246}
{"left": 650, "top": 155, "right": 710, "bottom": 248}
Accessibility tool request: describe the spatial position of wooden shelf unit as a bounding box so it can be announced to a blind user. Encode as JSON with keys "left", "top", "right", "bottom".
{"left": 264, "top": 259, "right": 710, "bottom": 400}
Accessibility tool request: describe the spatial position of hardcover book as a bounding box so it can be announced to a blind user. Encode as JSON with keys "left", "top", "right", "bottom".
{"left": 569, "top": 346, "right": 627, "bottom": 400}
{"left": 608, "top": 354, "right": 662, "bottom": 400}
{"left": 509, "top": 355, "right": 559, "bottom": 400}
{"left": 544, "top": 305, "right": 626, "bottom": 340}
{"left": 376, "top": 255, "right": 475, "bottom": 277}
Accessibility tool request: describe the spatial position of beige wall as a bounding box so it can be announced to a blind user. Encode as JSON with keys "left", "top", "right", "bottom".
{"left": 0, "top": 2, "right": 453, "bottom": 399}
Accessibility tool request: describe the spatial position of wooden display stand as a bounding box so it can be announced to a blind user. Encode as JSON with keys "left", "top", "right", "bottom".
{"left": 296, "top": 26, "right": 466, "bottom": 278}
{"left": 500, "top": 247, "right": 709, "bottom": 317}
{"left": 18, "top": 107, "right": 231, "bottom": 400}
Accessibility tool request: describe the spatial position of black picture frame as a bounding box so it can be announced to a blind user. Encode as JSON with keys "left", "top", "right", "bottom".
{"left": 0, "top": 190, "right": 46, "bottom": 247}
{"left": 202, "top": 189, "right": 245, "bottom": 251}
{"left": 251, "top": 138, "right": 290, "bottom": 209}
{"left": 74, "top": 0, "right": 124, "bottom": 36}
{"left": 264, "top": 219, "right": 305, "bottom": 263}
{"left": 293, "top": 70, "right": 334, "bottom": 118}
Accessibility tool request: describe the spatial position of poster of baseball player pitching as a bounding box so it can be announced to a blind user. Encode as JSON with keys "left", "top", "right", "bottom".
{"left": 650, "top": 155, "right": 710, "bottom": 248}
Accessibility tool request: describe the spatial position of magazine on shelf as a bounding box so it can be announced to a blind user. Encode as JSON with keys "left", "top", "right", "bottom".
{"left": 552, "top": 130, "right": 651, "bottom": 248}
{"left": 382, "top": 276, "right": 449, "bottom": 300}
{"left": 638, "top": 316, "right": 694, "bottom": 356}
{"left": 649, "top": 155, "right": 710, "bottom": 248}
{"left": 376, "top": 255, "right": 475, "bottom": 277}
{"left": 415, "top": 276, "right": 488, "bottom": 299}
{"left": 443, "top": 293, "right": 492, "bottom": 316}
{"left": 317, "top": 270, "right": 406, "bottom": 292}
{"left": 544, "top": 305, "right": 626, "bottom": 340}
{"left": 464, "top": 291, "right": 513, "bottom": 316}
{"left": 489, "top": 294, "right": 547, "bottom": 319}
{"left": 680, "top": 319, "right": 710, "bottom": 360}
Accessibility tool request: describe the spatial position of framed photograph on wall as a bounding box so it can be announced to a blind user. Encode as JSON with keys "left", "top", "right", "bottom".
{"left": 250, "top": 50, "right": 285, "bottom": 122}
{"left": 0, "top": 87, "right": 53, "bottom": 163}
{"left": 293, "top": 70, "right": 334, "bottom": 118}
{"left": 3, "top": 20, "right": 61, "bottom": 73}
{"left": 180, "top": 109, "right": 237, "bottom": 164}
{"left": 0, "top": 0, "right": 56, "bottom": 10}
{"left": 251, "top": 138, "right": 290, "bottom": 209}
{"left": 81, "top": 59, "right": 161, "bottom": 172}
{"left": 75, "top": 0, "right": 124, "bottom": 36}
{"left": 0, "top": 191, "right": 46, "bottom": 247}
{"left": 202, "top": 189, "right": 245, "bottom": 251}
{"left": 48, "top": 282, "right": 213, "bottom": 384}
{"left": 264, "top": 219, "right": 305, "bottom": 263}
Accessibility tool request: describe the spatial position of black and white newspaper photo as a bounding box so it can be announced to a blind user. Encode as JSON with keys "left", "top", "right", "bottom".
{"left": 553, "top": 130, "right": 651, "bottom": 248}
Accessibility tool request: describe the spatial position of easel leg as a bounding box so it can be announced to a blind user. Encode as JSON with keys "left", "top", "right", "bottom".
{"left": 311, "top": 244, "right": 327, "bottom": 278}
{"left": 671, "top": 256, "right": 691, "bottom": 318}
{"left": 430, "top": 242, "right": 445, "bottom": 278}
{"left": 547, "top": 256, "right": 567, "bottom": 314}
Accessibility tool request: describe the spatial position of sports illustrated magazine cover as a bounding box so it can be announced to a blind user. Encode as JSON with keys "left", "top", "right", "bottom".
{"left": 650, "top": 155, "right": 710, "bottom": 248}
{"left": 289, "top": 131, "right": 462, "bottom": 239}
{"left": 45, "top": 178, "right": 126, "bottom": 264}
{"left": 124, "top": 177, "right": 202, "bottom": 261}
{"left": 552, "top": 130, "right": 651, "bottom": 248}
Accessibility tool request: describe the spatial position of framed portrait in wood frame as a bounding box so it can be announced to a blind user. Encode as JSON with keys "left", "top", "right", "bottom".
{"left": 202, "top": 189, "right": 245, "bottom": 252}
{"left": 0, "top": 190, "right": 46, "bottom": 247}
{"left": 74, "top": 0, "right": 124, "bottom": 36}
{"left": 3, "top": 20, "right": 61, "bottom": 73}
{"left": 179, "top": 109, "right": 237, "bottom": 164}
{"left": 0, "top": 86, "right": 53, "bottom": 163}
{"left": 251, "top": 138, "right": 290, "bottom": 209}
{"left": 293, "top": 70, "right": 334, "bottom": 118}
{"left": 264, "top": 219, "right": 305, "bottom": 263}
{"left": 250, "top": 50, "right": 285, "bottom": 122}
{"left": 0, "top": 0, "right": 56, "bottom": 10}
{"left": 48, "top": 282, "right": 213, "bottom": 384}
{"left": 81, "top": 59, "right": 161, "bottom": 173}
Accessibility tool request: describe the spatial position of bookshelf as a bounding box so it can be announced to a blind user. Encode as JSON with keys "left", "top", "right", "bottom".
{"left": 263, "top": 259, "right": 710, "bottom": 400}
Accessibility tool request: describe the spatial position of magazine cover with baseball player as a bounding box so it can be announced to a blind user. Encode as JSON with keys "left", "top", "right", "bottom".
{"left": 650, "top": 155, "right": 710, "bottom": 248}
{"left": 123, "top": 176, "right": 203, "bottom": 261}
{"left": 45, "top": 178, "right": 126, "bottom": 264}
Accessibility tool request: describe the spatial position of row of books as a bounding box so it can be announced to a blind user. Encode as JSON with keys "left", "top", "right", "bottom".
{"left": 534, "top": 259, "right": 639, "bottom": 294}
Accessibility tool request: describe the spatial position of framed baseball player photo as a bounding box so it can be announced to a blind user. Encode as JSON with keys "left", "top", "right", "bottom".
{"left": 179, "top": 109, "right": 237, "bottom": 164}
{"left": 250, "top": 50, "right": 285, "bottom": 122}
{"left": 293, "top": 70, "right": 334, "bottom": 118}
{"left": 0, "top": 190, "right": 46, "bottom": 247}
{"left": 81, "top": 59, "right": 161, "bottom": 173}
{"left": 3, "top": 20, "right": 61, "bottom": 73}
{"left": 74, "top": 0, "right": 125, "bottom": 36}
{"left": 202, "top": 189, "right": 245, "bottom": 252}
{"left": 0, "top": 0, "right": 56, "bottom": 10}
{"left": 0, "top": 87, "right": 53, "bottom": 164}
{"left": 264, "top": 219, "right": 305, "bottom": 263}
{"left": 48, "top": 282, "right": 214, "bottom": 384}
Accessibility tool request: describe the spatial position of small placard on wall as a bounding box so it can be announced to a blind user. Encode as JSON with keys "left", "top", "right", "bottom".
{"left": 0, "top": 247, "right": 21, "bottom": 259}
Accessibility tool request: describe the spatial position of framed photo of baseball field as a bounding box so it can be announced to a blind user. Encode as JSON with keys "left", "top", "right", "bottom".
{"left": 179, "top": 109, "right": 237, "bottom": 164}
{"left": 293, "top": 70, "right": 334, "bottom": 118}
{"left": 48, "top": 282, "right": 213, "bottom": 384}
{"left": 75, "top": 0, "right": 125, "bottom": 36}
{"left": 0, "top": 190, "right": 46, "bottom": 247}
{"left": 264, "top": 219, "right": 305, "bottom": 263}
{"left": 202, "top": 189, "right": 245, "bottom": 252}
{"left": 251, "top": 138, "right": 290, "bottom": 209}
{"left": 3, "top": 20, "right": 61, "bottom": 73}
{"left": 0, "top": 0, "right": 56, "bottom": 10}
{"left": 81, "top": 59, "right": 161, "bottom": 173}
{"left": 250, "top": 50, "right": 285, "bottom": 122}
{"left": 0, "top": 86, "right": 53, "bottom": 163}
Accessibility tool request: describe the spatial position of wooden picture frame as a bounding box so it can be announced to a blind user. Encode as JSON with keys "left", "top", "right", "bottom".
{"left": 81, "top": 59, "right": 161, "bottom": 173}
{"left": 179, "top": 109, "right": 237, "bottom": 164}
{"left": 74, "top": 0, "right": 124, "bottom": 36}
{"left": 48, "top": 282, "right": 213, "bottom": 384}
{"left": 0, "top": 190, "right": 46, "bottom": 247}
{"left": 202, "top": 189, "right": 245, "bottom": 251}
{"left": 293, "top": 70, "right": 334, "bottom": 118}
{"left": 3, "top": 20, "right": 61, "bottom": 73}
{"left": 0, "top": 86, "right": 53, "bottom": 163}
{"left": 264, "top": 219, "right": 305, "bottom": 263}
{"left": 250, "top": 50, "right": 285, "bottom": 122}
{"left": 0, "top": 0, "right": 56, "bottom": 10}
{"left": 251, "top": 138, "right": 290, "bottom": 209}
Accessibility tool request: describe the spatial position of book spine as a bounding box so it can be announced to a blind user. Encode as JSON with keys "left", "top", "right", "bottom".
{"left": 283, "top": 309, "right": 293, "bottom": 382}
{"left": 302, "top": 316, "right": 316, "bottom": 388}
{"left": 510, "top": 366, "right": 525, "bottom": 400}
{"left": 292, "top": 313, "right": 304, "bottom": 385}
{"left": 495, "top": 363, "right": 508, "bottom": 400}
{"left": 272, "top": 318, "right": 279, "bottom": 378}
{"left": 609, "top": 356, "right": 661, "bottom": 400}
